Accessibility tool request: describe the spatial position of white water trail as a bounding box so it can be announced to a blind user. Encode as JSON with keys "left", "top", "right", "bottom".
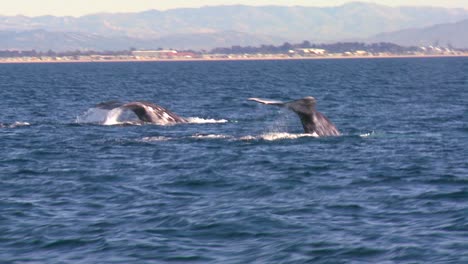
{"left": 185, "top": 117, "right": 228, "bottom": 124}
{"left": 190, "top": 134, "right": 233, "bottom": 139}
{"left": 137, "top": 132, "right": 321, "bottom": 143}
{"left": 0, "top": 121, "right": 31, "bottom": 128}
{"left": 359, "top": 131, "right": 376, "bottom": 138}
{"left": 140, "top": 136, "right": 173, "bottom": 142}
{"left": 240, "top": 132, "right": 319, "bottom": 141}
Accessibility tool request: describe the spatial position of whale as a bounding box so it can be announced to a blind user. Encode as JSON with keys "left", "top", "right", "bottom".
{"left": 95, "top": 101, "right": 187, "bottom": 125}
{"left": 248, "top": 96, "right": 340, "bottom": 137}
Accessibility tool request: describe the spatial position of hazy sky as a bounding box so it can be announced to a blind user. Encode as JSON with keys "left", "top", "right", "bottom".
{"left": 1, "top": 0, "right": 468, "bottom": 17}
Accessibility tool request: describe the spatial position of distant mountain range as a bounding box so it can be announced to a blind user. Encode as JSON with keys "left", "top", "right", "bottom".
{"left": 368, "top": 19, "right": 468, "bottom": 48}
{"left": 1, "top": 2, "right": 468, "bottom": 51}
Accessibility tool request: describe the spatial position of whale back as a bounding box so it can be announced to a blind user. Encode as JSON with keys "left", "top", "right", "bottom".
{"left": 122, "top": 102, "right": 187, "bottom": 124}
{"left": 95, "top": 101, "right": 186, "bottom": 124}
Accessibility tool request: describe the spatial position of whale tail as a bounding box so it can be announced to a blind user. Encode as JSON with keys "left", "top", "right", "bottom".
{"left": 95, "top": 101, "right": 187, "bottom": 125}
{"left": 248, "top": 97, "right": 340, "bottom": 137}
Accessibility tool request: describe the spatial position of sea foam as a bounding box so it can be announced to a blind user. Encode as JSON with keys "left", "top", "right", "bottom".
{"left": 185, "top": 117, "right": 228, "bottom": 124}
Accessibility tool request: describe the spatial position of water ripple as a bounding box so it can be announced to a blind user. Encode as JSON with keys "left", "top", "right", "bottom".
{"left": 1, "top": 59, "right": 467, "bottom": 263}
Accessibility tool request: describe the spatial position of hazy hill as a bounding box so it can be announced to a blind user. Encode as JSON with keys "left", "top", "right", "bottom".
{"left": 0, "top": 30, "right": 285, "bottom": 51}
{"left": 1, "top": 2, "right": 468, "bottom": 51}
{"left": 369, "top": 19, "right": 468, "bottom": 48}
{"left": 0, "top": 30, "right": 138, "bottom": 51}
{"left": 153, "top": 31, "right": 286, "bottom": 51}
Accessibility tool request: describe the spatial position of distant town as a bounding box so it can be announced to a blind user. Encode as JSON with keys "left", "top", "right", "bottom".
{"left": 1, "top": 42, "right": 467, "bottom": 63}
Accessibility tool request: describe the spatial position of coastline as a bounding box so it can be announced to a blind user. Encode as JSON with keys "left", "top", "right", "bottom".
{"left": 1, "top": 53, "right": 468, "bottom": 64}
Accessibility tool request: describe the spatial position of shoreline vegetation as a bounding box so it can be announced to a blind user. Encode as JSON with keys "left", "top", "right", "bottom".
{"left": 1, "top": 41, "right": 467, "bottom": 64}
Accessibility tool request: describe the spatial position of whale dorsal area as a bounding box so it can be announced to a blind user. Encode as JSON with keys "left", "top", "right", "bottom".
{"left": 95, "top": 101, "right": 186, "bottom": 124}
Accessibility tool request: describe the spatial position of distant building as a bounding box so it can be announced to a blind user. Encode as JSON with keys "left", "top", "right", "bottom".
{"left": 132, "top": 50, "right": 196, "bottom": 59}
{"left": 174, "top": 52, "right": 196, "bottom": 58}
{"left": 354, "top": 50, "right": 368, "bottom": 56}
{"left": 296, "top": 48, "right": 327, "bottom": 55}
{"left": 132, "top": 50, "right": 177, "bottom": 58}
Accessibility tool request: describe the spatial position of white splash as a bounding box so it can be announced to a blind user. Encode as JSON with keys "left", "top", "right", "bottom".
{"left": 185, "top": 117, "right": 228, "bottom": 124}
{"left": 240, "top": 132, "right": 319, "bottom": 141}
{"left": 75, "top": 107, "right": 139, "bottom": 125}
{"left": 75, "top": 108, "right": 110, "bottom": 124}
{"left": 0, "top": 121, "right": 31, "bottom": 128}
{"left": 136, "top": 132, "right": 321, "bottom": 143}
{"left": 140, "top": 136, "right": 172, "bottom": 142}
{"left": 103, "top": 108, "right": 125, "bottom": 125}
{"left": 190, "top": 134, "right": 233, "bottom": 139}
{"left": 360, "top": 131, "right": 376, "bottom": 137}
{"left": 75, "top": 109, "right": 227, "bottom": 126}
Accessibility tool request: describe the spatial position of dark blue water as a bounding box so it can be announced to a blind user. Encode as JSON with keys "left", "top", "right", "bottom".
{"left": 1, "top": 58, "right": 467, "bottom": 263}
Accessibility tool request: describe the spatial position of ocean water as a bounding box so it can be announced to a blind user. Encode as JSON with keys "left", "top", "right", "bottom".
{"left": 0, "top": 58, "right": 467, "bottom": 263}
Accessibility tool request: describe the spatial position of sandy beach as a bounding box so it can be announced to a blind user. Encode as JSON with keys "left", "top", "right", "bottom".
{"left": 1, "top": 53, "right": 468, "bottom": 64}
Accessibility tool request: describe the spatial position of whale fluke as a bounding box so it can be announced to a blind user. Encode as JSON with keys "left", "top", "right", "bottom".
{"left": 95, "top": 101, "right": 187, "bottom": 125}
{"left": 248, "top": 96, "right": 340, "bottom": 137}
